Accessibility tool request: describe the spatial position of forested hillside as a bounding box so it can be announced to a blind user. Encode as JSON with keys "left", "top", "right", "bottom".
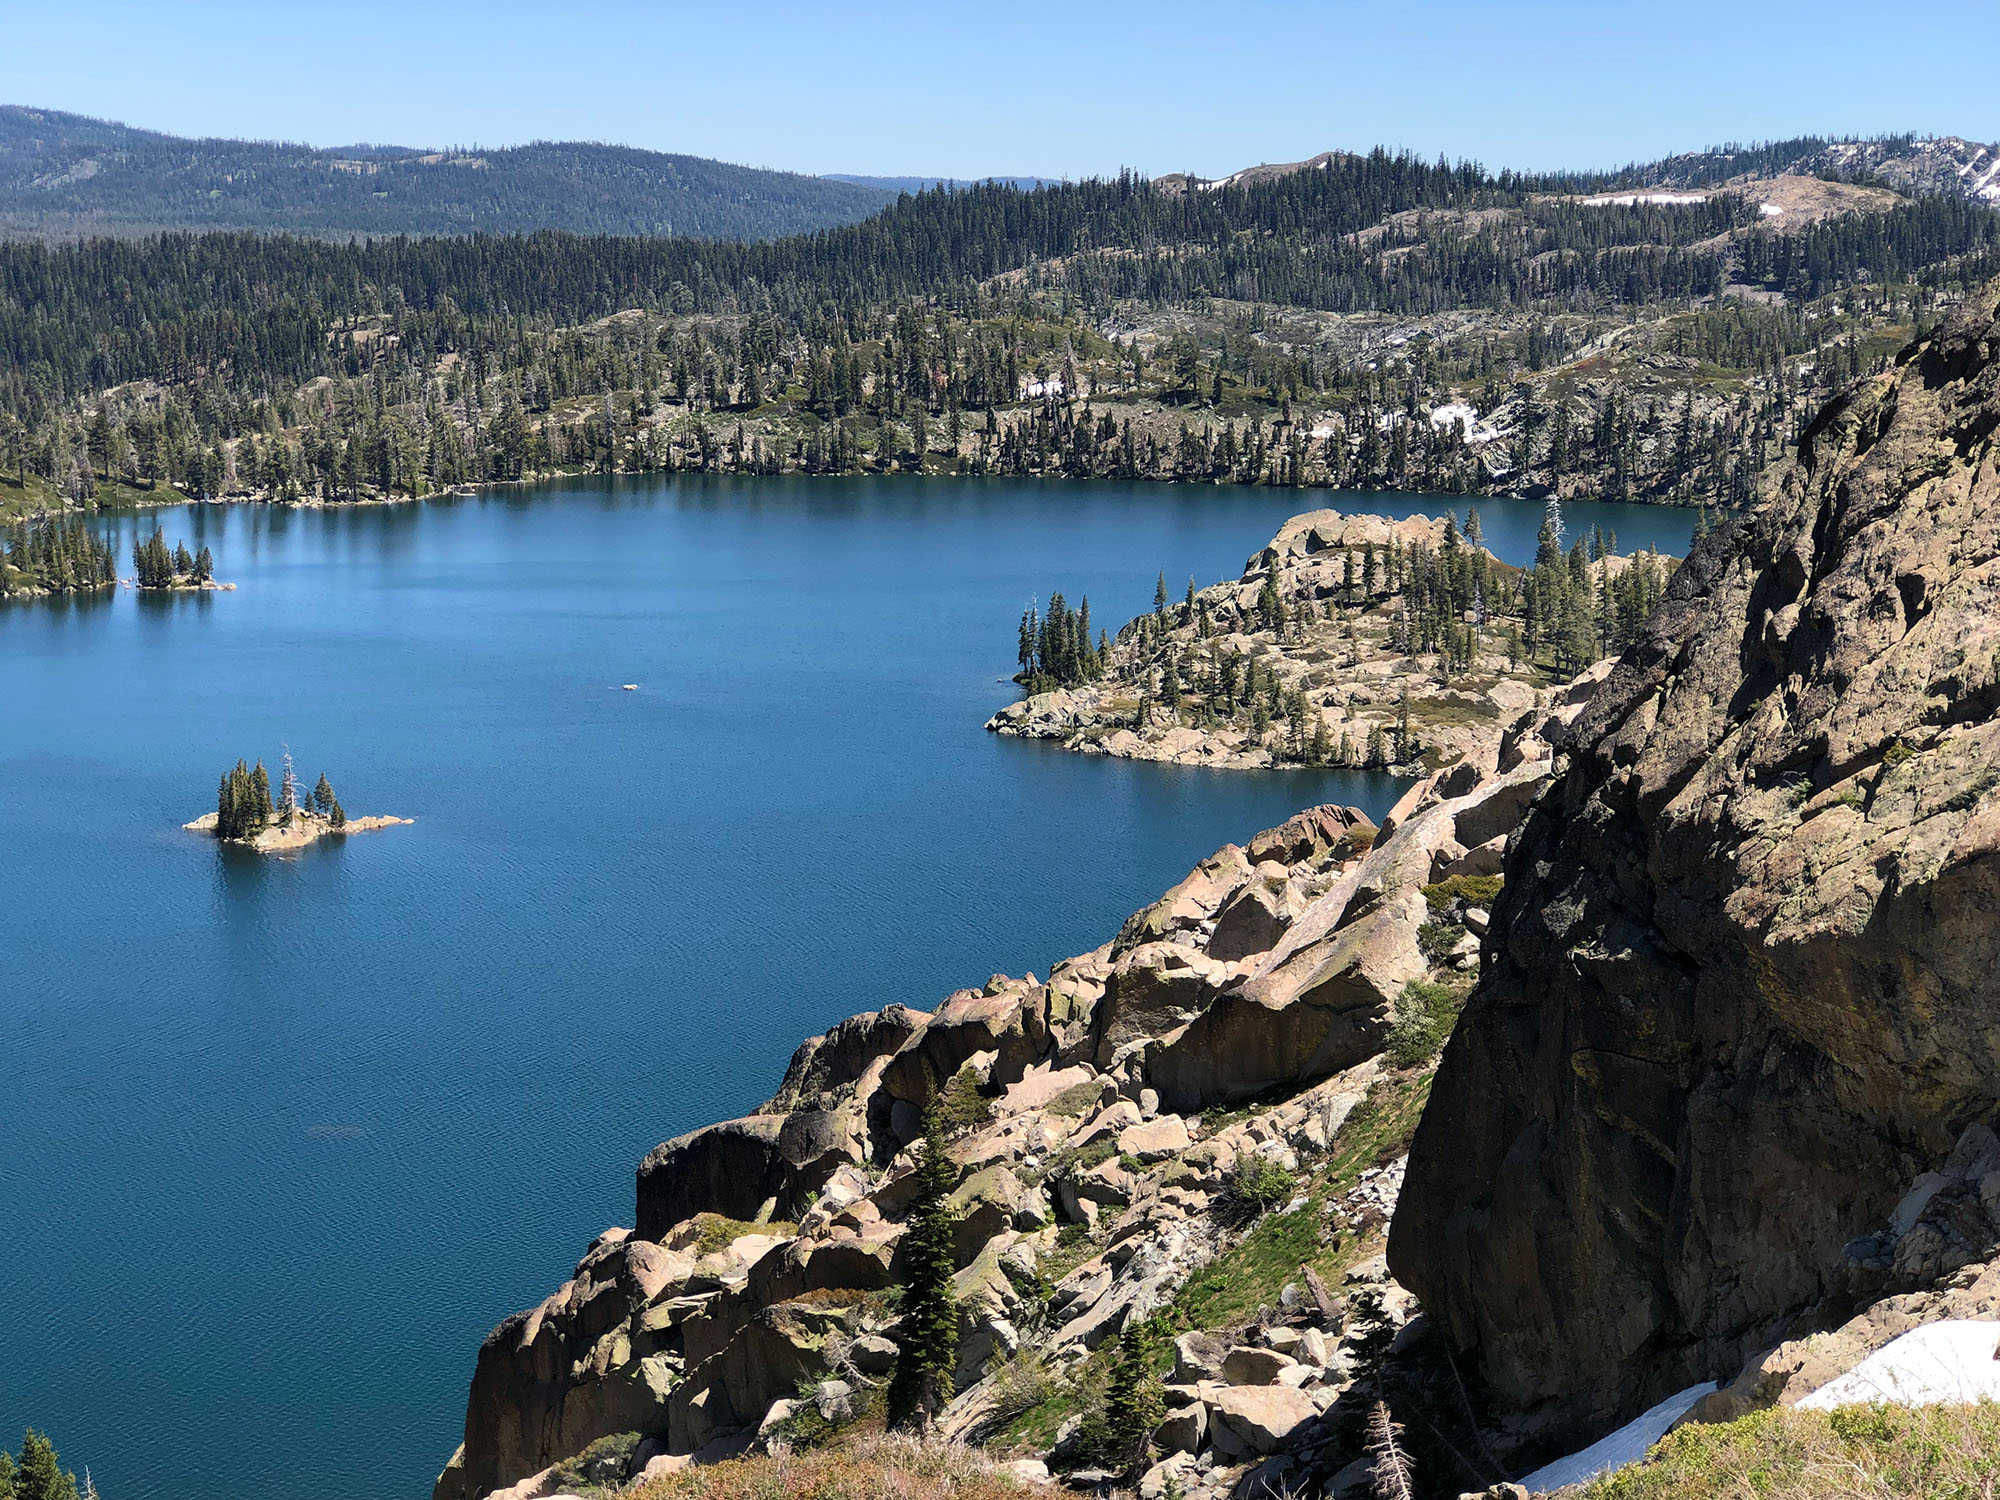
{"left": 2, "top": 143, "right": 1997, "bottom": 524}
{"left": 0, "top": 106, "right": 894, "bottom": 240}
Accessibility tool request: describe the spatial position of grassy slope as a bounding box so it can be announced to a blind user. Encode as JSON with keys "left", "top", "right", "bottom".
{"left": 631, "top": 1433, "right": 1029, "bottom": 1500}
{"left": 1579, "top": 1402, "right": 2000, "bottom": 1499}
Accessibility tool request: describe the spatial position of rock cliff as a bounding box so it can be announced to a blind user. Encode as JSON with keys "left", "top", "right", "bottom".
{"left": 1391, "top": 282, "right": 2000, "bottom": 1454}
{"left": 432, "top": 679, "right": 1606, "bottom": 1500}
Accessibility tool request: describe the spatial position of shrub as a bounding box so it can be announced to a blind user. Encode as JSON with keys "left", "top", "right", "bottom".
{"left": 1229, "top": 1150, "right": 1299, "bottom": 1216}
{"left": 1386, "top": 979, "right": 1466, "bottom": 1068}
{"left": 548, "top": 1431, "right": 641, "bottom": 1490}
{"left": 1416, "top": 919, "right": 1465, "bottom": 968}
{"left": 1044, "top": 1079, "right": 1102, "bottom": 1118}
{"left": 936, "top": 1065, "right": 994, "bottom": 1138}
{"left": 1421, "top": 874, "right": 1502, "bottom": 913}
{"left": 988, "top": 1348, "right": 1061, "bottom": 1423}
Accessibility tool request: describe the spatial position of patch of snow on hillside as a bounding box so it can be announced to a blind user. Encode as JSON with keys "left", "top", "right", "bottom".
{"left": 1427, "top": 402, "right": 1503, "bottom": 445}
{"left": 1518, "top": 1383, "right": 1716, "bottom": 1493}
{"left": 1798, "top": 1321, "right": 2000, "bottom": 1408}
{"left": 1581, "top": 192, "right": 1709, "bottom": 208}
{"left": 1759, "top": 202, "right": 1784, "bottom": 217}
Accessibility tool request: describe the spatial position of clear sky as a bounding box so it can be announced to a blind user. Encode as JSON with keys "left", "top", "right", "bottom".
{"left": 7, "top": 0, "right": 1996, "bottom": 180}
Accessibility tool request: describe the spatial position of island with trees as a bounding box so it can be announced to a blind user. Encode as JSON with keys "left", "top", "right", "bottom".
{"left": 131, "top": 526, "right": 231, "bottom": 590}
{"left": 183, "top": 751, "right": 408, "bottom": 852}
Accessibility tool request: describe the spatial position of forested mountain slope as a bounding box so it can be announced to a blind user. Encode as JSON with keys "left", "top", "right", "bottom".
{"left": 2, "top": 138, "right": 1998, "bottom": 534}
{"left": 0, "top": 105, "right": 895, "bottom": 239}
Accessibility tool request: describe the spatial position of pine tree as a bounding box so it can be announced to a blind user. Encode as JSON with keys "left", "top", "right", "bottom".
{"left": 887, "top": 1097, "right": 960, "bottom": 1430}
{"left": 12, "top": 1431, "right": 80, "bottom": 1500}
{"left": 312, "top": 773, "right": 336, "bottom": 818}
{"left": 1153, "top": 571, "right": 1167, "bottom": 617}
{"left": 249, "top": 761, "right": 272, "bottom": 824}
{"left": 1100, "top": 1323, "right": 1164, "bottom": 1476}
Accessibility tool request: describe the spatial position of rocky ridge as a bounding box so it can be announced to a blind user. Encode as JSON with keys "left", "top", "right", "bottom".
{"left": 1392, "top": 279, "right": 2000, "bottom": 1461}
{"left": 988, "top": 510, "right": 1654, "bottom": 773}
{"left": 433, "top": 679, "right": 1605, "bottom": 1500}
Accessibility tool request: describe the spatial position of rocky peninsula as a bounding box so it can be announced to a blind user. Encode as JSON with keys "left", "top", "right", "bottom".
{"left": 988, "top": 510, "right": 1671, "bottom": 774}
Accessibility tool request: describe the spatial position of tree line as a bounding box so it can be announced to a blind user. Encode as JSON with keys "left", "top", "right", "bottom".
{"left": 130, "top": 526, "right": 212, "bottom": 588}
{"left": 215, "top": 756, "right": 343, "bottom": 839}
{"left": 0, "top": 516, "right": 114, "bottom": 595}
{"left": 0, "top": 159, "right": 1991, "bottom": 516}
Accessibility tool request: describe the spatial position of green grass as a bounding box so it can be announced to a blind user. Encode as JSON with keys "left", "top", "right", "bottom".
{"left": 0, "top": 472, "right": 180, "bottom": 524}
{"left": 1044, "top": 1080, "right": 1101, "bottom": 1118}
{"left": 691, "top": 1212, "right": 797, "bottom": 1255}
{"left": 1169, "top": 1070, "right": 1437, "bottom": 1331}
{"left": 1173, "top": 1202, "right": 1330, "bottom": 1330}
{"left": 1580, "top": 1402, "right": 2000, "bottom": 1499}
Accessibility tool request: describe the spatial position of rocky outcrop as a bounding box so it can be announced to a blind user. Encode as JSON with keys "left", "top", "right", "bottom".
{"left": 435, "top": 647, "right": 1620, "bottom": 1499}
{"left": 182, "top": 808, "right": 410, "bottom": 852}
{"left": 987, "top": 511, "right": 1655, "bottom": 775}
{"left": 1392, "top": 282, "right": 2000, "bottom": 1454}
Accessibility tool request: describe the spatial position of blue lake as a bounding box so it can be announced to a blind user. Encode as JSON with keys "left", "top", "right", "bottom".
{"left": 0, "top": 477, "right": 1692, "bottom": 1500}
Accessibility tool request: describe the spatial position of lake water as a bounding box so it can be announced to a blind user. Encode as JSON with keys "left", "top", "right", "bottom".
{"left": 0, "top": 477, "right": 1691, "bottom": 1500}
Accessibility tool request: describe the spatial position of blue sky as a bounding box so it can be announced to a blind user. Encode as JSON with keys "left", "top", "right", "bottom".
{"left": 7, "top": 0, "right": 1997, "bottom": 179}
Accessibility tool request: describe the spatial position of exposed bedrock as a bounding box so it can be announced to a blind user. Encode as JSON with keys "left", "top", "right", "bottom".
{"left": 1392, "top": 281, "right": 2000, "bottom": 1451}
{"left": 436, "top": 666, "right": 1610, "bottom": 1499}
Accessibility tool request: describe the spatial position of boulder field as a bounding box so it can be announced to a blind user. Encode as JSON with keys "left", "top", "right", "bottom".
{"left": 431, "top": 681, "right": 1601, "bottom": 1500}
{"left": 1393, "top": 281, "right": 2000, "bottom": 1460}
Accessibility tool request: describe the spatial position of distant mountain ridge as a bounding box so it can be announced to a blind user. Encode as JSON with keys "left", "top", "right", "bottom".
{"left": 0, "top": 105, "right": 896, "bottom": 240}
{"left": 1626, "top": 134, "right": 2000, "bottom": 203}
{"left": 1161, "top": 135, "right": 2000, "bottom": 207}
{"left": 824, "top": 173, "right": 1059, "bottom": 194}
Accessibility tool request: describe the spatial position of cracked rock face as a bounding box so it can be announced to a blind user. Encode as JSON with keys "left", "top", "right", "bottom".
{"left": 1391, "top": 281, "right": 2000, "bottom": 1450}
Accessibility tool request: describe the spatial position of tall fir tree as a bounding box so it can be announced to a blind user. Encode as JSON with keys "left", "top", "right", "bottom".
{"left": 886, "top": 1096, "right": 960, "bottom": 1430}
{"left": 10, "top": 1431, "right": 80, "bottom": 1500}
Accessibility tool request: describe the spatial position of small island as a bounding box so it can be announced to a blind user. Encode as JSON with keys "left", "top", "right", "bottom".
{"left": 133, "top": 526, "right": 234, "bottom": 591}
{"left": 184, "top": 752, "right": 408, "bottom": 853}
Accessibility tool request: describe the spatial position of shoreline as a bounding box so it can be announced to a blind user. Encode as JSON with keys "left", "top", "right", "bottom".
{"left": 21, "top": 463, "right": 1722, "bottom": 527}
{"left": 182, "top": 810, "right": 412, "bottom": 853}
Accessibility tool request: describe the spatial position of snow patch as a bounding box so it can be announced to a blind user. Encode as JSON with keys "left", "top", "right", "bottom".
{"left": 1519, "top": 1383, "right": 1716, "bottom": 1493}
{"left": 1758, "top": 202, "right": 1785, "bottom": 217}
{"left": 1426, "top": 401, "right": 1503, "bottom": 444}
{"left": 1580, "top": 191, "right": 1709, "bottom": 207}
{"left": 1798, "top": 1321, "right": 2000, "bottom": 1409}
